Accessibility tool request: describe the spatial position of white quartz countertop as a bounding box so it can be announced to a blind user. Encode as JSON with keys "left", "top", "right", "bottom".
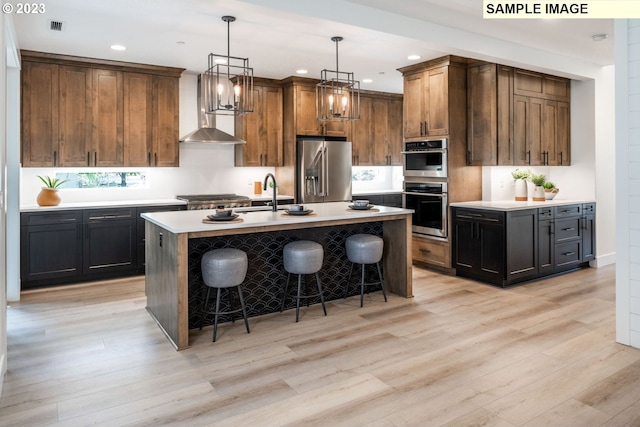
{"left": 142, "top": 201, "right": 413, "bottom": 234}
{"left": 450, "top": 199, "right": 595, "bottom": 211}
{"left": 21, "top": 198, "right": 186, "bottom": 212}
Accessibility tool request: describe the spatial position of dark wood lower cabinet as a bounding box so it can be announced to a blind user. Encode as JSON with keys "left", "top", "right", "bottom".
{"left": 21, "top": 203, "right": 185, "bottom": 289}
{"left": 452, "top": 202, "right": 595, "bottom": 287}
{"left": 352, "top": 193, "right": 402, "bottom": 208}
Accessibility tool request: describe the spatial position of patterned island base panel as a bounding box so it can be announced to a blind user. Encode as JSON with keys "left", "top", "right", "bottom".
{"left": 188, "top": 221, "right": 384, "bottom": 328}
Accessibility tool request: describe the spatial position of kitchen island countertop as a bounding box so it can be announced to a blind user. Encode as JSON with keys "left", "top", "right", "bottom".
{"left": 450, "top": 199, "right": 595, "bottom": 211}
{"left": 142, "top": 202, "right": 412, "bottom": 234}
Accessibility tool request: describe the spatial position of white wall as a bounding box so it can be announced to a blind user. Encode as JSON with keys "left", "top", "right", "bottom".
{"left": 617, "top": 19, "right": 640, "bottom": 348}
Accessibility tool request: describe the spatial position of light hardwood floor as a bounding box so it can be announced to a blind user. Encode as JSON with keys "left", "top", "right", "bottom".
{"left": 2, "top": 264, "right": 639, "bottom": 426}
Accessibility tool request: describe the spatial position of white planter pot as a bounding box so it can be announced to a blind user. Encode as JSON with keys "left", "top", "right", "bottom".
{"left": 532, "top": 185, "right": 545, "bottom": 201}
{"left": 514, "top": 179, "right": 528, "bottom": 201}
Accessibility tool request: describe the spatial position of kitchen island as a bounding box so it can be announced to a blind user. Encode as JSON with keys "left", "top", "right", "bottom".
{"left": 142, "top": 202, "right": 413, "bottom": 350}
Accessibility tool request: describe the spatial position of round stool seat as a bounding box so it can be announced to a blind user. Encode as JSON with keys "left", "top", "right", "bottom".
{"left": 346, "top": 234, "right": 383, "bottom": 265}
{"left": 201, "top": 248, "right": 248, "bottom": 289}
{"left": 283, "top": 241, "right": 323, "bottom": 274}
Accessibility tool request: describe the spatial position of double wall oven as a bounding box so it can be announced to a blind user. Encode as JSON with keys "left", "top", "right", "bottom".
{"left": 402, "top": 138, "right": 449, "bottom": 239}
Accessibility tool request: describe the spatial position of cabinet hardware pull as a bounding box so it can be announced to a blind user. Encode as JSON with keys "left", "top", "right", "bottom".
{"left": 563, "top": 227, "right": 576, "bottom": 231}
{"left": 265, "top": 154, "right": 268, "bottom": 165}
{"left": 527, "top": 150, "right": 531, "bottom": 165}
{"left": 424, "top": 122, "right": 428, "bottom": 134}
{"left": 155, "top": 152, "right": 158, "bottom": 166}
{"left": 563, "top": 251, "right": 575, "bottom": 256}
{"left": 94, "top": 152, "right": 97, "bottom": 166}
{"left": 53, "top": 151, "right": 57, "bottom": 166}
{"left": 147, "top": 152, "right": 151, "bottom": 166}
{"left": 87, "top": 152, "right": 90, "bottom": 166}
{"left": 419, "top": 248, "right": 431, "bottom": 254}
{"left": 560, "top": 152, "right": 563, "bottom": 165}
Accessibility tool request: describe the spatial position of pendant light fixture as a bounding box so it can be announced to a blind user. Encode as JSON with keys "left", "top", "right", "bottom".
{"left": 316, "top": 36, "right": 360, "bottom": 122}
{"left": 204, "top": 15, "right": 253, "bottom": 115}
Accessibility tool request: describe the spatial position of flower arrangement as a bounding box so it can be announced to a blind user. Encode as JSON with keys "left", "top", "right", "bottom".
{"left": 511, "top": 168, "right": 531, "bottom": 180}
{"left": 530, "top": 173, "right": 546, "bottom": 187}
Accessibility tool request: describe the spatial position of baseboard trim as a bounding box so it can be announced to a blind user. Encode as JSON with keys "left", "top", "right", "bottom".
{"left": 592, "top": 252, "right": 616, "bottom": 268}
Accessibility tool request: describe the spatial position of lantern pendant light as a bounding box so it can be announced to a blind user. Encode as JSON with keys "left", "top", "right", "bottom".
{"left": 316, "top": 36, "right": 360, "bottom": 122}
{"left": 204, "top": 15, "right": 254, "bottom": 115}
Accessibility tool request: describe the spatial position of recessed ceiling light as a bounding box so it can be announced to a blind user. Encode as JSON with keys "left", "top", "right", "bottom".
{"left": 362, "top": 79, "right": 373, "bottom": 83}
{"left": 592, "top": 33, "right": 608, "bottom": 42}
{"left": 176, "top": 41, "right": 186, "bottom": 45}
{"left": 296, "top": 69, "right": 308, "bottom": 74}
{"left": 408, "top": 54, "right": 421, "bottom": 60}
{"left": 110, "top": 44, "right": 126, "bottom": 51}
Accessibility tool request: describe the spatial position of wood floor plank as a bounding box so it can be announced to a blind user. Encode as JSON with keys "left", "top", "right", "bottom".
{"left": 3, "top": 264, "right": 639, "bottom": 427}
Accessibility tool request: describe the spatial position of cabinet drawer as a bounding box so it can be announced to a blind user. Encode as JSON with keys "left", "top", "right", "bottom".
{"left": 21, "top": 210, "right": 83, "bottom": 226}
{"left": 555, "top": 241, "right": 582, "bottom": 268}
{"left": 555, "top": 217, "right": 582, "bottom": 242}
{"left": 538, "top": 207, "right": 554, "bottom": 220}
{"left": 83, "top": 208, "right": 135, "bottom": 222}
{"left": 454, "top": 209, "right": 505, "bottom": 224}
{"left": 554, "top": 204, "right": 582, "bottom": 218}
{"left": 412, "top": 236, "right": 450, "bottom": 268}
{"left": 583, "top": 203, "right": 595, "bottom": 214}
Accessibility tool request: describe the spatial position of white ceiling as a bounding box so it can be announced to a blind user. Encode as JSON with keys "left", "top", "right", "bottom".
{"left": 12, "top": 0, "right": 614, "bottom": 93}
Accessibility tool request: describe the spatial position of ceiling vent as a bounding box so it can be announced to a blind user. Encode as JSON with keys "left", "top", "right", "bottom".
{"left": 49, "top": 20, "right": 65, "bottom": 32}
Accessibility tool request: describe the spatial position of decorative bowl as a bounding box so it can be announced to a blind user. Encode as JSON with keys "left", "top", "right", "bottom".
{"left": 215, "top": 208, "right": 233, "bottom": 217}
{"left": 353, "top": 199, "right": 369, "bottom": 207}
{"left": 544, "top": 188, "right": 559, "bottom": 200}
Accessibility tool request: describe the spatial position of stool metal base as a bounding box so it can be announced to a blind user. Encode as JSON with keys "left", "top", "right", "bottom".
{"left": 199, "top": 285, "right": 250, "bottom": 342}
{"left": 345, "top": 261, "right": 387, "bottom": 307}
{"left": 281, "top": 272, "right": 327, "bottom": 322}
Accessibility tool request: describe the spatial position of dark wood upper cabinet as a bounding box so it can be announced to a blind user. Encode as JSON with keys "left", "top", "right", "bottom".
{"left": 466, "top": 62, "right": 571, "bottom": 166}
{"left": 20, "top": 50, "right": 184, "bottom": 168}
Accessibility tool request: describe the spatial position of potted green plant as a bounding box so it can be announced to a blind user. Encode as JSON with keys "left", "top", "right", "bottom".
{"left": 511, "top": 168, "right": 531, "bottom": 201}
{"left": 543, "top": 181, "right": 559, "bottom": 200}
{"left": 530, "top": 173, "right": 546, "bottom": 201}
{"left": 36, "top": 175, "right": 68, "bottom": 207}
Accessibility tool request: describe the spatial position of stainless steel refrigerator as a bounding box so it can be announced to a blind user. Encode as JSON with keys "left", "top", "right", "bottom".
{"left": 296, "top": 136, "right": 352, "bottom": 203}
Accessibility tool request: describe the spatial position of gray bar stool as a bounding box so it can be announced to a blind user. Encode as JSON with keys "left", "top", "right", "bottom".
{"left": 345, "top": 234, "right": 387, "bottom": 307}
{"left": 281, "top": 240, "right": 327, "bottom": 322}
{"left": 199, "top": 248, "right": 250, "bottom": 342}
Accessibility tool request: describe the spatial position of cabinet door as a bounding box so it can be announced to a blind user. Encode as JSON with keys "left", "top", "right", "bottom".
{"left": 262, "top": 85, "right": 284, "bottom": 165}
{"left": 83, "top": 219, "right": 136, "bottom": 275}
{"left": 425, "top": 66, "right": 449, "bottom": 136}
{"left": 403, "top": 72, "right": 425, "bottom": 138}
{"left": 513, "top": 95, "right": 544, "bottom": 166}
{"left": 296, "top": 85, "right": 322, "bottom": 135}
{"left": 235, "top": 84, "right": 283, "bottom": 166}
{"left": 506, "top": 209, "right": 537, "bottom": 282}
{"left": 152, "top": 76, "right": 180, "bottom": 167}
{"left": 497, "top": 66, "right": 514, "bottom": 165}
{"left": 453, "top": 218, "right": 477, "bottom": 274}
{"left": 557, "top": 101, "right": 570, "bottom": 165}
{"left": 58, "top": 65, "right": 93, "bottom": 166}
{"left": 351, "top": 95, "right": 374, "bottom": 165}
{"left": 467, "top": 64, "right": 497, "bottom": 165}
{"left": 372, "top": 97, "right": 389, "bottom": 166}
{"left": 478, "top": 221, "right": 505, "bottom": 281}
{"left": 124, "top": 73, "right": 153, "bottom": 166}
{"left": 21, "top": 61, "right": 59, "bottom": 167}
{"left": 538, "top": 219, "right": 555, "bottom": 275}
{"left": 236, "top": 85, "right": 263, "bottom": 167}
{"left": 21, "top": 223, "right": 82, "bottom": 284}
{"left": 387, "top": 98, "right": 404, "bottom": 166}
{"left": 93, "top": 69, "right": 124, "bottom": 167}
{"left": 582, "top": 213, "right": 596, "bottom": 262}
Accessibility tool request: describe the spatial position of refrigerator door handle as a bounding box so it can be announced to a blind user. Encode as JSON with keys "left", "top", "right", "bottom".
{"left": 323, "top": 146, "right": 329, "bottom": 197}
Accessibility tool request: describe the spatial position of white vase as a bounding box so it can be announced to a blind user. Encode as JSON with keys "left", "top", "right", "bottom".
{"left": 532, "top": 185, "right": 545, "bottom": 201}
{"left": 514, "top": 179, "right": 528, "bottom": 201}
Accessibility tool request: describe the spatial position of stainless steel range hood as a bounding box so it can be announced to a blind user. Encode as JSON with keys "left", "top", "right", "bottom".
{"left": 179, "top": 75, "right": 246, "bottom": 144}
